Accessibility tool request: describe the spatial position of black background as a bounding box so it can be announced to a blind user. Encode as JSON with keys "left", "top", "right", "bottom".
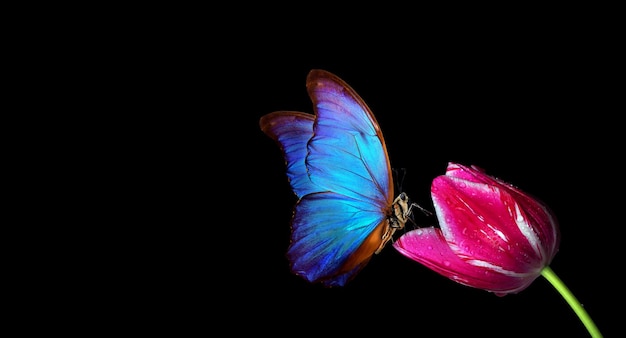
{"left": 108, "top": 16, "right": 620, "bottom": 337}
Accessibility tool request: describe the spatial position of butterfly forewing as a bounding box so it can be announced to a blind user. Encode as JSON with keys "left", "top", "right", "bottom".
{"left": 306, "top": 70, "right": 394, "bottom": 207}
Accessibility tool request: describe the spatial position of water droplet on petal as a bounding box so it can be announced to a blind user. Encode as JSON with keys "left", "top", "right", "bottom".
{"left": 443, "top": 260, "right": 451, "bottom": 267}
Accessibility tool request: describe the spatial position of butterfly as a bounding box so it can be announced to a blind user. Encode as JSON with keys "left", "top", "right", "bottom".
{"left": 259, "top": 69, "right": 415, "bottom": 287}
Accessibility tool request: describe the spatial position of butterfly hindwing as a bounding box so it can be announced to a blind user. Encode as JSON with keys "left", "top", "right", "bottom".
{"left": 259, "top": 111, "right": 319, "bottom": 198}
{"left": 289, "top": 192, "right": 389, "bottom": 286}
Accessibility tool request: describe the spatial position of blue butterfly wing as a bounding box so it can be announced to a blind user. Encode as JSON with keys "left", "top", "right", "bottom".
{"left": 259, "top": 111, "right": 319, "bottom": 198}
{"left": 305, "top": 70, "right": 393, "bottom": 206}
{"left": 260, "top": 69, "right": 394, "bottom": 287}
{"left": 289, "top": 192, "right": 391, "bottom": 287}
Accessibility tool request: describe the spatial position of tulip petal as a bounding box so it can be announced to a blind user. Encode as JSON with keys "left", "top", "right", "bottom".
{"left": 431, "top": 175, "right": 544, "bottom": 274}
{"left": 394, "top": 227, "right": 539, "bottom": 294}
{"left": 443, "top": 162, "right": 489, "bottom": 183}
{"left": 438, "top": 163, "right": 559, "bottom": 265}
{"left": 496, "top": 185, "right": 560, "bottom": 263}
{"left": 445, "top": 163, "right": 559, "bottom": 261}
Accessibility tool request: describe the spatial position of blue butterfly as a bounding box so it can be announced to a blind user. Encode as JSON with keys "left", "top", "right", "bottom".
{"left": 260, "top": 69, "right": 414, "bottom": 287}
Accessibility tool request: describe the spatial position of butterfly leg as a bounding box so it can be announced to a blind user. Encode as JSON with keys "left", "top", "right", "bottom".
{"left": 375, "top": 226, "right": 396, "bottom": 254}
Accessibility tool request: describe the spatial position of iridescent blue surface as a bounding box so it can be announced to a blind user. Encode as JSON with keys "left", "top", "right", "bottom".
{"left": 260, "top": 69, "right": 394, "bottom": 287}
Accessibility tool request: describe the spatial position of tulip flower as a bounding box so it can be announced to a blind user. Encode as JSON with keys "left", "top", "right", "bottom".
{"left": 394, "top": 162, "right": 602, "bottom": 337}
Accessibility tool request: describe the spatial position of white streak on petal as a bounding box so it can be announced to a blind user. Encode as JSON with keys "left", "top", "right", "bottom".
{"left": 487, "top": 223, "right": 508, "bottom": 242}
{"left": 467, "top": 259, "right": 534, "bottom": 278}
{"left": 513, "top": 202, "right": 544, "bottom": 260}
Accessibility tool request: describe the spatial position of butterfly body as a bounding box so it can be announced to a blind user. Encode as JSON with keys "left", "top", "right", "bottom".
{"left": 260, "top": 69, "right": 410, "bottom": 287}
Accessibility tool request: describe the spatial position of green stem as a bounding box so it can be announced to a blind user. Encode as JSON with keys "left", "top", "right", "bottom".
{"left": 540, "top": 266, "right": 603, "bottom": 337}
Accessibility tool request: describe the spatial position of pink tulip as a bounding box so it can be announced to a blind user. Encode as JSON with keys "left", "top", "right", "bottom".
{"left": 394, "top": 162, "right": 560, "bottom": 296}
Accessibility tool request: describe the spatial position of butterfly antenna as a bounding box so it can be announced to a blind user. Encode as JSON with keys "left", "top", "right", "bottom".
{"left": 392, "top": 168, "right": 407, "bottom": 193}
